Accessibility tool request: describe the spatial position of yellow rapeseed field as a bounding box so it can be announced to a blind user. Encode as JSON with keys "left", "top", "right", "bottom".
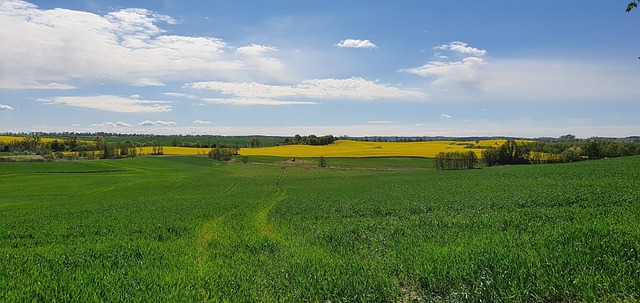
{"left": 3, "top": 136, "right": 534, "bottom": 158}
{"left": 238, "top": 140, "right": 523, "bottom": 158}
{"left": 0, "top": 135, "right": 61, "bottom": 143}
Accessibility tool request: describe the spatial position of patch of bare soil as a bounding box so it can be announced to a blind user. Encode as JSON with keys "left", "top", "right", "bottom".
{"left": 276, "top": 158, "right": 313, "bottom": 167}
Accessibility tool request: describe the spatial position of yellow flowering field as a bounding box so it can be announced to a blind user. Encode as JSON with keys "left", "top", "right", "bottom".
{"left": 0, "top": 135, "right": 61, "bottom": 143}
{"left": 237, "top": 140, "right": 521, "bottom": 158}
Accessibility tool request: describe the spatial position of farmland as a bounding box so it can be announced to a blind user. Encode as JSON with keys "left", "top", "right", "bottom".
{"left": 1, "top": 155, "right": 639, "bottom": 302}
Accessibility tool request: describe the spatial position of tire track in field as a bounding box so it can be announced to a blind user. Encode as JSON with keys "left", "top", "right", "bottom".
{"left": 195, "top": 213, "right": 227, "bottom": 265}
{"left": 196, "top": 169, "right": 262, "bottom": 265}
{"left": 255, "top": 168, "right": 286, "bottom": 237}
{"left": 306, "top": 167, "right": 319, "bottom": 181}
{"left": 219, "top": 181, "right": 240, "bottom": 196}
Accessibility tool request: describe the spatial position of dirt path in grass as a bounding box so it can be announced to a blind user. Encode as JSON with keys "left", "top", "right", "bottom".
{"left": 195, "top": 166, "right": 288, "bottom": 265}
{"left": 255, "top": 168, "right": 286, "bottom": 237}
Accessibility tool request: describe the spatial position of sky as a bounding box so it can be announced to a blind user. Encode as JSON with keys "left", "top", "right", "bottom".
{"left": 1, "top": 0, "right": 639, "bottom": 138}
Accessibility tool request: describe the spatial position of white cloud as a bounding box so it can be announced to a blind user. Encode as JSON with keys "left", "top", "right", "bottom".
{"left": 404, "top": 53, "right": 640, "bottom": 102}
{"left": 202, "top": 97, "right": 317, "bottom": 106}
{"left": 236, "top": 44, "right": 278, "bottom": 56}
{"left": 192, "top": 120, "right": 212, "bottom": 124}
{"left": 37, "top": 95, "right": 172, "bottom": 113}
{"left": 72, "top": 124, "right": 81, "bottom": 127}
{"left": 90, "top": 121, "right": 132, "bottom": 127}
{"left": 404, "top": 41, "right": 488, "bottom": 87}
{"left": 188, "top": 77, "right": 426, "bottom": 104}
{"left": 401, "top": 57, "right": 487, "bottom": 85}
{"left": 0, "top": 104, "right": 13, "bottom": 110}
{"left": 163, "top": 92, "right": 199, "bottom": 99}
{"left": 138, "top": 120, "right": 176, "bottom": 126}
{"left": 132, "top": 79, "right": 165, "bottom": 87}
{"left": 440, "top": 114, "right": 452, "bottom": 119}
{"left": 335, "top": 39, "right": 378, "bottom": 49}
{"left": 434, "top": 41, "right": 487, "bottom": 57}
{"left": 0, "top": 2, "right": 289, "bottom": 89}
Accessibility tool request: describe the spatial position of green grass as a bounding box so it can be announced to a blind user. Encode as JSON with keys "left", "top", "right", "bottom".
{"left": 1, "top": 156, "right": 639, "bottom": 302}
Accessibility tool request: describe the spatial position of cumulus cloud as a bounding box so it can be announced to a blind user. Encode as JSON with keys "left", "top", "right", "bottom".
{"left": 36, "top": 95, "right": 172, "bottom": 113}
{"left": 401, "top": 41, "right": 489, "bottom": 87}
{"left": 0, "top": 1, "right": 289, "bottom": 89}
{"left": 90, "top": 121, "right": 132, "bottom": 127}
{"left": 187, "top": 77, "right": 426, "bottom": 105}
{"left": 0, "top": 104, "right": 13, "bottom": 110}
{"left": 138, "top": 120, "right": 176, "bottom": 126}
{"left": 236, "top": 44, "right": 278, "bottom": 56}
{"left": 335, "top": 39, "right": 378, "bottom": 49}
{"left": 192, "top": 120, "right": 212, "bottom": 124}
{"left": 434, "top": 41, "right": 487, "bottom": 57}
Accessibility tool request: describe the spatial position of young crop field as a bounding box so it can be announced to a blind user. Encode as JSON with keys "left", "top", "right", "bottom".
{"left": 1, "top": 156, "right": 639, "bottom": 302}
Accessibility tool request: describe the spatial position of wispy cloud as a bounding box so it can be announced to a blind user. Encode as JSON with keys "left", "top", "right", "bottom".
{"left": 90, "top": 121, "right": 132, "bottom": 127}
{"left": 138, "top": 120, "right": 176, "bottom": 126}
{"left": 440, "top": 114, "right": 452, "bottom": 119}
{"left": 335, "top": 39, "right": 378, "bottom": 49}
{"left": 367, "top": 120, "right": 395, "bottom": 124}
{"left": 402, "top": 57, "right": 487, "bottom": 85}
{"left": 0, "top": 104, "right": 13, "bottom": 110}
{"left": 201, "top": 98, "right": 317, "bottom": 106}
{"left": 403, "top": 41, "right": 640, "bottom": 102}
{"left": 37, "top": 95, "right": 172, "bottom": 113}
{"left": 192, "top": 120, "right": 212, "bottom": 124}
{"left": 163, "top": 92, "right": 199, "bottom": 99}
{"left": 187, "top": 77, "right": 426, "bottom": 105}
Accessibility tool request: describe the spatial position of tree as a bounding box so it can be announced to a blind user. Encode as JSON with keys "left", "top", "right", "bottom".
{"left": 250, "top": 137, "right": 261, "bottom": 148}
{"left": 208, "top": 147, "right": 233, "bottom": 161}
{"left": 318, "top": 155, "right": 327, "bottom": 168}
{"left": 435, "top": 151, "right": 477, "bottom": 170}
{"left": 561, "top": 146, "right": 582, "bottom": 163}
{"left": 626, "top": 1, "right": 640, "bottom": 59}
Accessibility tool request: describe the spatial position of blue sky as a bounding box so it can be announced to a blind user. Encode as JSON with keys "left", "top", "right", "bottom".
{"left": 1, "top": 0, "right": 639, "bottom": 137}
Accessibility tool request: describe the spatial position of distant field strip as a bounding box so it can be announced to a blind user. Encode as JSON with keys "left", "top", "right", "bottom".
{"left": 238, "top": 140, "right": 522, "bottom": 158}
{"left": 0, "top": 135, "right": 63, "bottom": 143}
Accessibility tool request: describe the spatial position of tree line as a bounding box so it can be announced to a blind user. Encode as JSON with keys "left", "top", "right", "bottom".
{"left": 283, "top": 134, "right": 336, "bottom": 146}
{"left": 0, "top": 136, "right": 168, "bottom": 160}
{"left": 434, "top": 151, "right": 478, "bottom": 170}
{"left": 435, "top": 139, "right": 640, "bottom": 170}
{"left": 482, "top": 139, "right": 640, "bottom": 167}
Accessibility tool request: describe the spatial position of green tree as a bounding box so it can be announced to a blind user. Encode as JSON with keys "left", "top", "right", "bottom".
{"left": 318, "top": 155, "right": 327, "bottom": 168}
{"left": 561, "top": 146, "right": 583, "bottom": 163}
{"left": 208, "top": 147, "right": 233, "bottom": 161}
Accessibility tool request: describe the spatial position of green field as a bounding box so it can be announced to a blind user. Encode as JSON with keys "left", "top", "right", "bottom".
{"left": 1, "top": 156, "right": 639, "bottom": 302}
